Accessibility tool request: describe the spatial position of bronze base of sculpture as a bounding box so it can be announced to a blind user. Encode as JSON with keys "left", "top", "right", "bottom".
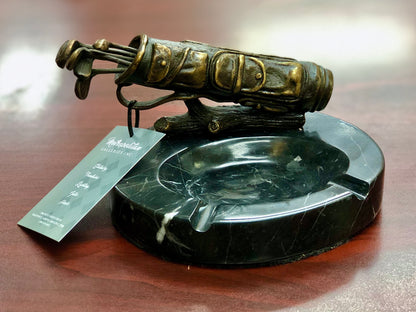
{"left": 153, "top": 99, "right": 305, "bottom": 135}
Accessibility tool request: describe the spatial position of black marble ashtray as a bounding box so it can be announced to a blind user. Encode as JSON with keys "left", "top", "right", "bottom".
{"left": 111, "top": 113, "right": 384, "bottom": 267}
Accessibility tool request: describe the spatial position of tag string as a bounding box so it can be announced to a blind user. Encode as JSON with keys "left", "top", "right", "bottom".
{"left": 127, "top": 101, "right": 140, "bottom": 137}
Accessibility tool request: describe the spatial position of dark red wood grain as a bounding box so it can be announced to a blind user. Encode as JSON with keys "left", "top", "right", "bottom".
{"left": 1, "top": 0, "right": 415, "bottom": 311}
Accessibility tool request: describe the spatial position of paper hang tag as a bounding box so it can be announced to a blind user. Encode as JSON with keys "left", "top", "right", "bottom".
{"left": 18, "top": 126, "right": 165, "bottom": 242}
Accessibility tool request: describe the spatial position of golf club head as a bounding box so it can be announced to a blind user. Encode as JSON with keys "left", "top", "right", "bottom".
{"left": 93, "top": 39, "right": 110, "bottom": 51}
{"left": 74, "top": 77, "right": 92, "bottom": 100}
{"left": 74, "top": 57, "right": 93, "bottom": 79}
{"left": 66, "top": 47, "right": 89, "bottom": 71}
{"left": 55, "top": 40, "right": 81, "bottom": 68}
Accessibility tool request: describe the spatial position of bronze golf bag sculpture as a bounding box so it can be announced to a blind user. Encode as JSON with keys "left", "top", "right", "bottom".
{"left": 56, "top": 34, "right": 333, "bottom": 135}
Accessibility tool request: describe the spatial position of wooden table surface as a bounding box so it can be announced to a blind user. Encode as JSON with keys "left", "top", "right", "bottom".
{"left": 1, "top": 0, "right": 415, "bottom": 311}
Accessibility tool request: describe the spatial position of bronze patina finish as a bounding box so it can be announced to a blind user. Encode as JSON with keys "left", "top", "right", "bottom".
{"left": 56, "top": 34, "right": 333, "bottom": 134}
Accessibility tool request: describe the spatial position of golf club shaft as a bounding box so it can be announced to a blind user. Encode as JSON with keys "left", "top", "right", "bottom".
{"left": 90, "top": 49, "right": 134, "bottom": 62}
